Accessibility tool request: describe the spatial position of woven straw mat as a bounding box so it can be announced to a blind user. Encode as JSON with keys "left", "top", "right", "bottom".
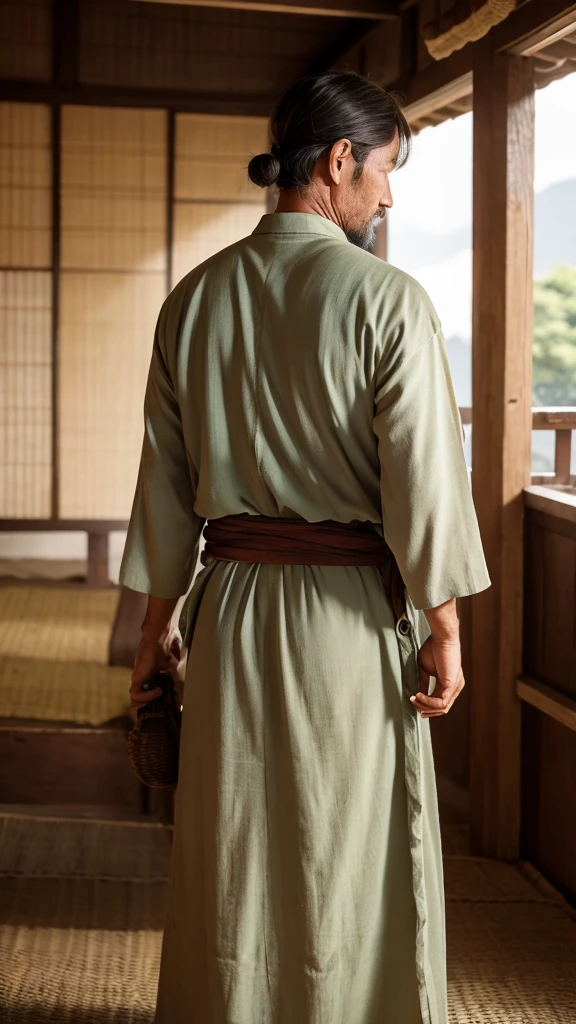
{"left": 0, "top": 586, "right": 131, "bottom": 725}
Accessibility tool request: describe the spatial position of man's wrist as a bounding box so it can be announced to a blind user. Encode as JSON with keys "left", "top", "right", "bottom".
{"left": 140, "top": 594, "right": 181, "bottom": 647}
{"left": 423, "top": 596, "right": 460, "bottom": 644}
{"left": 140, "top": 630, "right": 171, "bottom": 647}
{"left": 430, "top": 632, "right": 460, "bottom": 647}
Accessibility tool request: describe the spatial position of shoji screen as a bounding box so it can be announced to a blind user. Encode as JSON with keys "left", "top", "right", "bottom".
{"left": 59, "top": 106, "right": 167, "bottom": 519}
{"left": 0, "top": 102, "right": 52, "bottom": 518}
{"left": 172, "top": 114, "right": 268, "bottom": 285}
{"left": 0, "top": 0, "right": 52, "bottom": 81}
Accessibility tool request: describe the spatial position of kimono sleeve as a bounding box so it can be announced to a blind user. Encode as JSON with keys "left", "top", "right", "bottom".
{"left": 118, "top": 304, "right": 204, "bottom": 597}
{"left": 372, "top": 325, "right": 491, "bottom": 610}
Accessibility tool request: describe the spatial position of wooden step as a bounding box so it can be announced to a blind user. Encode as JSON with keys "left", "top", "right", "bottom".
{"left": 0, "top": 716, "right": 144, "bottom": 812}
{"left": 0, "top": 809, "right": 171, "bottom": 880}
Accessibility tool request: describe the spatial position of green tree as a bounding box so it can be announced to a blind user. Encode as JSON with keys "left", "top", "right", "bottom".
{"left": 532, "top": 265, "right": 576, "bottom": 407}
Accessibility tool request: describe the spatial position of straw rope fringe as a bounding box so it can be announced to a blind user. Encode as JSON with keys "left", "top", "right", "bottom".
{"left": 425, "top": 0, "right": 516, "bottom": 61}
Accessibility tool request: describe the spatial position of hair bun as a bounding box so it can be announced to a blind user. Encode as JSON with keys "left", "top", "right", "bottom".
{"left": 248, "top": 151, "right": 280, "bottom": 188}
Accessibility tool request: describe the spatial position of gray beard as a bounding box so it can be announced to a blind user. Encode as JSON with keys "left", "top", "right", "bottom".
{"left": 345, "top": 216, "right": 382, "bottom": 251}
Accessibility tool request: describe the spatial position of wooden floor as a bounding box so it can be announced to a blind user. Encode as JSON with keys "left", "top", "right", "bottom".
{"left": 0, "top": 576, "right": 575, "bottom": 1021}
{"left": 0, "top": 807, "right": 575, "bottom": 1024}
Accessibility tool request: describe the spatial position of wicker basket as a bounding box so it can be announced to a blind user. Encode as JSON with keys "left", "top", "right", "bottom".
{"left": 127, "top": 671, "right": 182, "bottom": 788}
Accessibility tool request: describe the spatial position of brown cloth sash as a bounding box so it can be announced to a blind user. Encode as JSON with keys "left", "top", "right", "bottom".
{"left": 201, "top": 513, "right": 408, "bottom": 626}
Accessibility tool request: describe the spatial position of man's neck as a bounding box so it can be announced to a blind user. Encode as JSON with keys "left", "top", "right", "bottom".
{"left": 274, "top": 189, "right": 337, "bottom": 227}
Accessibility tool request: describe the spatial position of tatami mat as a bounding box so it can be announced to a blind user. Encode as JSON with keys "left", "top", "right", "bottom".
{"left": 0, "top": 814, "right": 575, "bottom": 1023}
{"left": 0, "top": 586, "right": 119, "bottom": 664}
{"left": 446, "top": 899, "right": 576, "bottom": 1023}
{"left": 0, "top": 813, "right": 171, "bottom": 882}
{"left": 0, "top": 876, "right": 165, "bottom": 1024}
{"left": 444, "top": 855, "right": 552, "bottom": 904}
{"left": 0, "top": 656, "right": 131, "bottom": 725}
{"left": 0, "top": 585, "right": 132, "bottom": 725}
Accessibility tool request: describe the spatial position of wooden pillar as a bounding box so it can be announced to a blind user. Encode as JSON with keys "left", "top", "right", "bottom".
{"left": 470, "top": 40, "right": 535, "bottom": 860}
{"left": 87, "top": 532, "right": 110, "bottom": 588}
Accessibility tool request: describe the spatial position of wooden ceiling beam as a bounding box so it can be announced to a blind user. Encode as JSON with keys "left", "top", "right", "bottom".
{"left": 401, "top": 69, "right": 472, "bottom": 128}
{"left": 130, "top": 0, "right": 400, "bottom": 20}
{"left": 0, "top": 79, "right": 278, "bottom": 116}
{"left": 393, "top": 6, "right": 576, "bottom": 107}
{"left": 494, "top": 0, "right": 576, "bottom": 56}
{"left": 532, "top": 37, "right": 576, "bottom": 62}
{"left": 301, "top": 18, "right": 380, "bottom": 76}
{"left": 391, "top": 45, "right": 473, "bottom": 107}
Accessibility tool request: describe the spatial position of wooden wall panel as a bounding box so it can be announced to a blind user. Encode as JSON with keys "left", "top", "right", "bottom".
{"left": 0, "top": 0, "right": 51, "bottom": 81}
{"left": 523, "top": 507, "right": 576, "bottom": 699}
{"left": 0, "top": 271, "right": 52, "bottom": 518}
{"left": 59, "top": 106, "right": 168, "bottom": 520}
{"left": 522, "top": 503, "right": 576, "bottom": 901}
{"left": 541, "top": 528, "right": 576, "bottom": 695}
{"left": 0, "top": 103, "right": 52, "bottom": 268}
{"left": 523, "top": 511, "right": 545, "bottom": 679}
{"left": 521, "top": 703, "right": 576, "bottom": 902}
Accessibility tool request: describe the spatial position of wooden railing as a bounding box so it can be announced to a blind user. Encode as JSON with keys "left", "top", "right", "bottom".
{"left": 459, "top": 406, "right": 576, "bottom": 487}
{"left": 517, "top": 673, "right": 576, "bottom": 735}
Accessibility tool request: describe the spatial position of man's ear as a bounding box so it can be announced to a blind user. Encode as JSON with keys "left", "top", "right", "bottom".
{"left": 329, "top": 138, "right": 352, "bottom": 183}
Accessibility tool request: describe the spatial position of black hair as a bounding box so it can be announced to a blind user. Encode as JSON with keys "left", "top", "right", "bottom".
{"left": 248, "top": 70, "right": 411, "bottom": 191}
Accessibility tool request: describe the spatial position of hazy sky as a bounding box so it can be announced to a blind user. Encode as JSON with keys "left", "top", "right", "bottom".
{"left": 388, "top": 71, "right": 576, "bottom": 236}
{"left": 387, "top": 72, "right": 576, "bottom": 343}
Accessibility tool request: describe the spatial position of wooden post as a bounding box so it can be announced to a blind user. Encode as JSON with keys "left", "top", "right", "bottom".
{"left": 470, "top": 40, "right": 535, "bottom": 860}
{"left": 87, "top": 531, "right": 110, "bottom": 588}
{"left": 554, "top": 430, "right": 572, "bottom": 485}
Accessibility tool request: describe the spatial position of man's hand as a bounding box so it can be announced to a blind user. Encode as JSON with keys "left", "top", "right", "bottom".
{"left": 129, "top": 630, "right": 183, "bottom": 709}
{"left": 410, "top": 635, "right": 464, "bottom": 718}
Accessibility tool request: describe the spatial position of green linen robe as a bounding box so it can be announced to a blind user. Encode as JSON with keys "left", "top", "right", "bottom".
{"left": 119, "top": 211, "right": 491, "bottom": 1024}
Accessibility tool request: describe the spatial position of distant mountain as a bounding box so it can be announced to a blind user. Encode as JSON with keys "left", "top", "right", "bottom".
{"left": 390, "top": 181, "right": 576, "bottom": 477}
{"left": 389, "top": 178, "right": 576, "bottom": 280}
{"left": 388, "top": 224, "right": 471, "bottom": 270}
{"left": 411, "top": 249, "right": 472, "bottom": 342}
{"left": 443, "top": 335, "right": 556, "bottom": 472}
